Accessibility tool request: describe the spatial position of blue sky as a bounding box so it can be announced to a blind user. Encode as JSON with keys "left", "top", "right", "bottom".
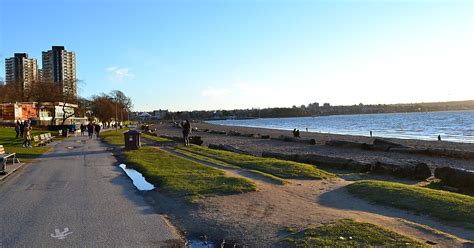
{"left": 1, "top": 0, "right": 473, "bottom": 111}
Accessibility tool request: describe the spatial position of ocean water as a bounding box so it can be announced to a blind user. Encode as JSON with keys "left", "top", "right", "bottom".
{"left": 207, "top": 110, "right": 474, "bottom": 143}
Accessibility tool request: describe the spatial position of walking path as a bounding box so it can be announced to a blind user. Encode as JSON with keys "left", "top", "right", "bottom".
{"left": 0, "top": 135, "right": 184, "bottom": 247}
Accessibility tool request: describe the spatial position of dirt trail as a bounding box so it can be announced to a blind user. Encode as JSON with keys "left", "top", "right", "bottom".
{"left": 150, "top": 144, "right": 473, "bottom": 247}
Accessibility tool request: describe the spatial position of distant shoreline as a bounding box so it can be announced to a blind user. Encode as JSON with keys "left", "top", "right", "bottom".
{"left": 205, "top": 110, "right": 474, "bottom": 144}
{"left": 205, "top": 109, "right": 474, "bottom": 121}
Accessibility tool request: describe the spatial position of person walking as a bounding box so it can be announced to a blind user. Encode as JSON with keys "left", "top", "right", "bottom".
{"left": 22, "top": 120, "right": 32, "bottom": 148}
{"left": 95, "top": 123, "right": 101, "bottom": 138}
{"left": 80, "top": 124, "right": 86, "bottom": 136}
{"left": 19, "top": 121, "right": 25, "bottom": 138}
{"left": 87, "top": 122, "right": 94, "bottom": 139}
{"left": 71, "top": 123, "right": 77, "bottom": 136}
{"left": 182, "top": 120, "right": 191, "bottom": 146}
{"left": 15, "top": 121, "right": 20, "bottom": 138}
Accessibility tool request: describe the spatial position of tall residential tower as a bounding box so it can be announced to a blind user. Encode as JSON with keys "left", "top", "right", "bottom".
{"left": 5, "top": 53, "right": 38, "bottom": 98}
{"left": 42, "top": 46, "right": 77, "bottom": 99}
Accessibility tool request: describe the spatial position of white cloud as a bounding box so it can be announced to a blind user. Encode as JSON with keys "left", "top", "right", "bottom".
{"left": 106, "top": 66, "right": 133, "bottom": 82}
{"left": 201, "top": 87, "right": 230, "bottom": 97}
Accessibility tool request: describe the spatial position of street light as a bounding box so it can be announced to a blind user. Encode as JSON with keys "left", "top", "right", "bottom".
{"left": 115, "top": 98, "right": 118, "bottom": 132}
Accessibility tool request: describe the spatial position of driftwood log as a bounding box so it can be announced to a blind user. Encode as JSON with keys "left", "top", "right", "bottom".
{"left": 435, "top": 167, "right": 474, "bottom": 191}
{"left": 370, "top": 160, "right": 431, "bottom": 179}
{"left": 262, "top": 151, "right": 371, "bottom": 172}
{"left": 262, "top": 151, "right": 431, "bottom": 179}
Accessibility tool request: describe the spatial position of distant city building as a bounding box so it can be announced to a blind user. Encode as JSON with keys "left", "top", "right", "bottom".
{"left": 42, "top": 46, "right": 77, "bottom": 99}
{"left": 4, "top": 53, "right": 38, "bottom": 98}
{"left": 37, "top": 68, "right": 43, "bottom": 81}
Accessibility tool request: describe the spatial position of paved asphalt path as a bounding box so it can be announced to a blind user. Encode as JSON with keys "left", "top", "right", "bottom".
{"left": 0, "top": 135, "right": 184, "bottom": 247}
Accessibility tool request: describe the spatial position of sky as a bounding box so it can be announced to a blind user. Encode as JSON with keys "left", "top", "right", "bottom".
{"left": 0, "top": 0, "right": 473, "bottom": 111}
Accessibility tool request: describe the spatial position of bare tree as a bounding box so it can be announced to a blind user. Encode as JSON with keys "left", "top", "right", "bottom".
{"left": 110, "top": 90, "right": 133, "bottom": 121}
{"left": 90, "top": 94, "right": 116, "bottom": 123}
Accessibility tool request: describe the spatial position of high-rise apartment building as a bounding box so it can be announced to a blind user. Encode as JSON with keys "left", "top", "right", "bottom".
{"left": 42, "top": 46, "right": 77, "bottom": 99}
{"left": 5, "top": 53, "right": 38, "bottom": 97}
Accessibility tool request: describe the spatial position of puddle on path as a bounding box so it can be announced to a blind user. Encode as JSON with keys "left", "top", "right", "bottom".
{"left": 119, "top": 164, "right": 155, "bottom": 191}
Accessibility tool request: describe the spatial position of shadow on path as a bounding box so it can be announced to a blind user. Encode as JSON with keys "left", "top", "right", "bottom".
{"left": 39, "top": 149, "right": 110, "bottom": 158}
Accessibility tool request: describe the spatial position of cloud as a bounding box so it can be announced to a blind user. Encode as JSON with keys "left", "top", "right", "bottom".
{"left": 201, "top": 87, "right": 230, "bottom": 97}
{"left": 106, "top": 66, "right": 133, "bottom": 82}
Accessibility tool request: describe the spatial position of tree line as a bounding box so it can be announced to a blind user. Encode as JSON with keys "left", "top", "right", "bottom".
{"left": 159, "top": 100, "right": 474, "bottom": 121}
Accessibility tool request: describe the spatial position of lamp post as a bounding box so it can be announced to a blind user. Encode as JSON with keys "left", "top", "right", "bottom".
{"left": 115, "top": 98, "right": 118, "bottom": 132}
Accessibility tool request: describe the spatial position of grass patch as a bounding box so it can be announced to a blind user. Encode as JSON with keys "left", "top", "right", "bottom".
{"left": 175, "top": 148, "right": 289, "bottom": 185}
{"left": 0, "top": 127, "right": 52, "bottom": 162}
{"left": 179, "top": 145, "right": 334, "bottom": 180}
{"left": 123, "top": 146, "right": 256, "bottom": 198}
{"left": 282, "top": 219, "right": 424, "bottom": 247}
{"left": 175, "top": 148, "right": 239, "bottom": 169}
{"left": 100, "top": 129, "right": 128, "bottom": 146}
{"left": 347, "top": 180, "right": 474, "bottom": 228}
{"left": 141, "top": 134, "right": 174, "bottom": 144}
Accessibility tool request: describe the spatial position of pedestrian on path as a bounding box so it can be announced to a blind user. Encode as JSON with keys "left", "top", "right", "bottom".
{"left": 95, "top": 123, "right": 101, "bottom": 138}
{"left": 80, "top": 124, "right": 86, "bottom": 136}
{"left": 87, "top": 122, "right": 94, "bottom": 139}
{"left": 182, "top": 119, "right": 191, "bottom": 146}
{"left": 15, "top": 121, "right": 20, "bottom": 138}
{"left": 22, "top": 120, "right": 32, "bottom": 148}
{"left": 19, "top": 121, "right": 25, "bottom": 138}
{"left": 71, "top": 123, "right": 77, "bottom": 136}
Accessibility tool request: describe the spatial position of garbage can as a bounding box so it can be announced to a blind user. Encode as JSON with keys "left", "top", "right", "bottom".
{"left": 124, "top": 130, "right": 141, "bottom": 150}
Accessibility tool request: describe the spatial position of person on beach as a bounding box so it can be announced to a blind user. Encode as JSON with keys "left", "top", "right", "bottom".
{"left": 87, "top": 123, "right": 94, "bottom": 139}
{"left": 22, "top": 120, "right": 32, "bottom": 148}
{"left": 95, "top": 123, "right": 101, "bottom": 138}
{"left": 370, "top": 130, "right": 373, "bottom": 137}
{"left": 293, "top": 129, "right": 297, "bottom": 137}
{"left": 182, "top": 119, "right": 191, "bottom": 146}
{"left": 438, "top": 135, "right": 442, "bottom": 141}
{"left": 15, "top": 121, "right": 20, "bottom": 138}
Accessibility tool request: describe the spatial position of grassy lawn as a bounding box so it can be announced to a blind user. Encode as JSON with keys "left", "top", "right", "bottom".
{"left": 100, "top": 129, "right": 128, "bottom": 146}
{"left": 123, "top": 146, "right": 256, "bottom": 198}
{"left": 0, "top": 127, "right": 52, "bottom": 162}
{"left": 176, "top": 148, "right": 288, "bottom": 185}
{"left": 141, "top": 134, "right": 175, "bottom": 144}
{"left": 175, "top": 148, "right": 289, "bottom": 185}
{"left": 347, "top": 180, "right": 474, "bottom": 228}
{"left": 178, "top": 145, "right": 334, "bottom": 180}
{"left": 283, "top": 219, "right": 424, "bottom": 247}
